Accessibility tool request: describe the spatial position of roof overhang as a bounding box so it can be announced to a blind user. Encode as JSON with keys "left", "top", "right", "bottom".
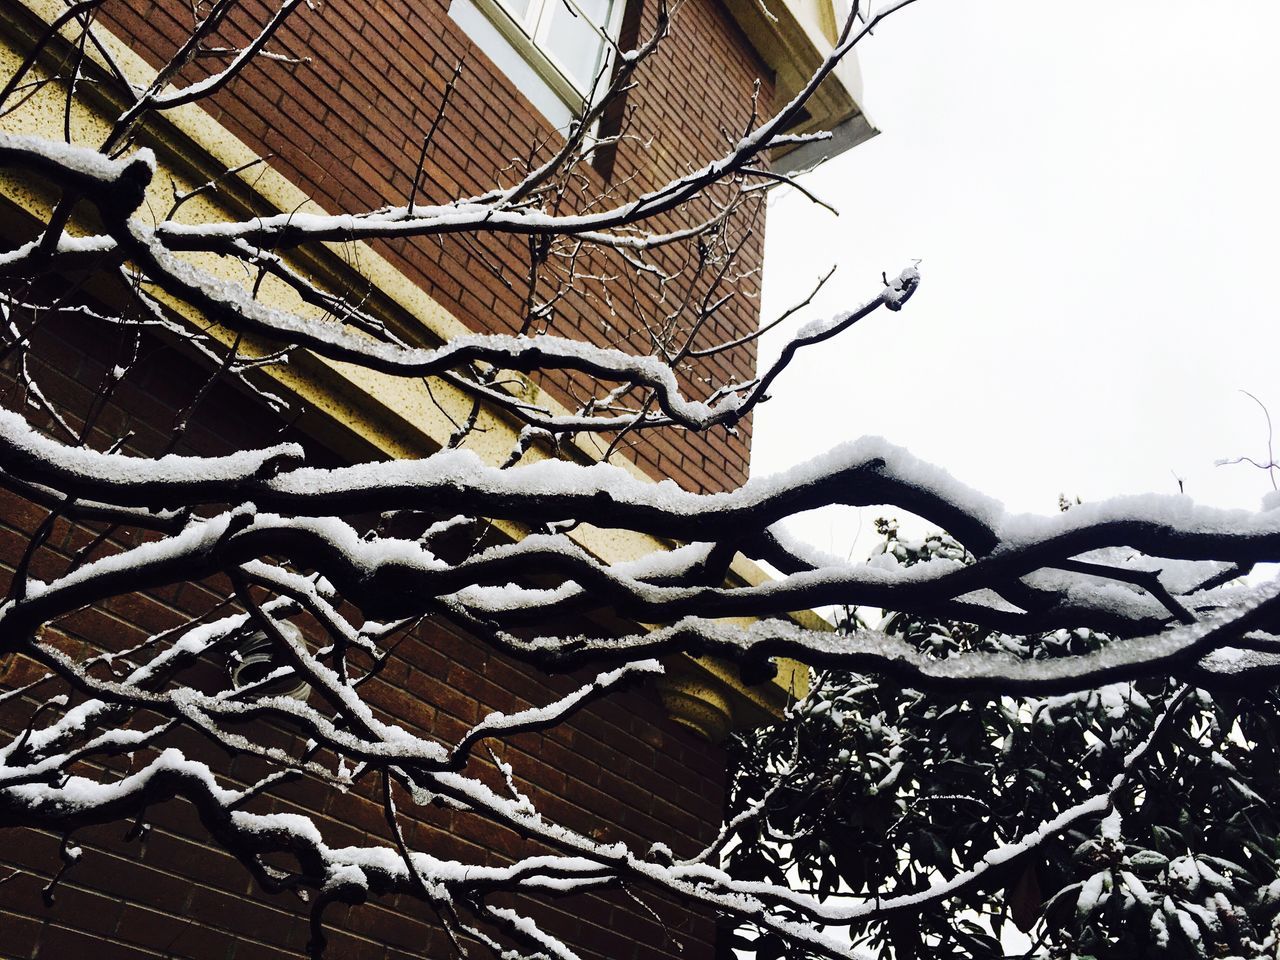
{"left": 720, "top": 0, "right": 878, "bottom": 174}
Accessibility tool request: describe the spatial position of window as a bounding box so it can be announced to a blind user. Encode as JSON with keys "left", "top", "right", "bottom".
{"left": 451, "top": 0, "right": 627, "bottom": 130}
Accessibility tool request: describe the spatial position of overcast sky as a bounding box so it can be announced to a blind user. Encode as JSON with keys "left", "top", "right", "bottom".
{"left": 753, "top": 0, "right": 1280, "bottom": 557}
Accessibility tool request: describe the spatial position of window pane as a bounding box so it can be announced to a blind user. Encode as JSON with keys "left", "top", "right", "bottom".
{"left": 543, "top": 1, "right": 605, "bottom": 89}
{"left": 572, "top": 0, "right": 613, "bottom": 29}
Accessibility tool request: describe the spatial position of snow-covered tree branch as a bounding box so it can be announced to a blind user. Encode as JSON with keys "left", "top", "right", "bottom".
{"left": 0, "top": 0, "right": 1277, "bottom": 957}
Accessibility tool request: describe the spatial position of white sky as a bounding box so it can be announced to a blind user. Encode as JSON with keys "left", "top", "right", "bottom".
{"left": 753, "top": 0, "right": 1280, "bottom": 558}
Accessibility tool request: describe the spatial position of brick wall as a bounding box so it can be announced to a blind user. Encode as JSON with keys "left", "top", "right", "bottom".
{"left": 0, "top": 314, "right": 730, "bottom": 959}
{"left": 0, "top": 0, "right": 783, "bottom": 951}
{"left": 94, "top": 0, "right": 775, "bottom": 495}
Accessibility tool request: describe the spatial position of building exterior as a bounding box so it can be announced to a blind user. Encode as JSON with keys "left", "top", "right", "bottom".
{"left": 0, "top": 0, "right": 869, "bottom": 956}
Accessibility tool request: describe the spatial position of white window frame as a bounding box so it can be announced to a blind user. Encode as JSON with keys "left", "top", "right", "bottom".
{"left": 451, "top": 0, "right": 628, "bottom": 130}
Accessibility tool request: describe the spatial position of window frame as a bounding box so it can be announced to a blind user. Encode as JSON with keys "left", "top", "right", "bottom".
{"left": 463, "top": 0, "right": 629, "bottom": 124}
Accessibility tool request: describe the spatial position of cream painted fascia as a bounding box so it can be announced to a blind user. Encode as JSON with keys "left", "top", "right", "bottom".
{"left": 0, "top": 0, "right": 813, "bottom": 724}
{"left": 718, "top": 0, "right": 877, "bottom": 172}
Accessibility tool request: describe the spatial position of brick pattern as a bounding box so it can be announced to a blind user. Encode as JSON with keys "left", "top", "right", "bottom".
{"left": 1, "top": 0, "right": 778, "bottom": 951}
{"left": 0, "top": 316, "right": 730, "bottom": 958}
{"left": 93, "top": 0, "right": 773, "bottom": 495}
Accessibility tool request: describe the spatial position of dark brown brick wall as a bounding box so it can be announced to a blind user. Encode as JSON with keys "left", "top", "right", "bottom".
{"left": 93, "top": 0, "right": 773, "bottom": 495}
{"left": 0, "top": 316, "right": 729, "bottom": 959}
{"left": 1, "top": 0, "right": 778, "bottom": 950}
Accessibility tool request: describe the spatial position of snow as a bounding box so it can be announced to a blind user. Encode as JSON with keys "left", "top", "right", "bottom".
{"left": 7, "top": 748, "right": 236, "bottom": 812}
{"left": 1196, "top": 644, "right": 1280, "bottom": 677}
{"left": 266, "top": 433, "right": 1014, "bottom": 551}
{"left": 1076, "top": 870, "right": 1110, "bottom": 915}
{"left": 0, "top": 407, "right": 302, "bottom": 489}
{"left": 509, "top": 571, "right": 1278, "bottom": 689}
{"left": 0, "top": 11, "right": 1275, "bottom": 955}
{"left": 3, "top": 376, "right": 1275, "bottom": 953}
{"left": 0, "top": 234, "right": 118, "bottom": 270}
{"left": 794, "top": 267, "right": 919, "bottom": 339}
{"left": 0, "top": 131, "right": 154, "bottom": 181}
{"left": 456, "top": 660, "right": 663, "bottom": 754}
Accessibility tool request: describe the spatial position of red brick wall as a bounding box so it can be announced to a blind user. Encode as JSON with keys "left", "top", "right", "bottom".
{"left": 0, "top": 317, "right": 729, "bottom": 959}
{"left": 93, "top": 0, "right": 774, "bottom": 494}
{"left": 1, "top": 0, "right": 780, "bottom": 949}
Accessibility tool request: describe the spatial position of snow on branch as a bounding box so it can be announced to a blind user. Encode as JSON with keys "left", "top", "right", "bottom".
{"left": 0, "top": 0, "right": 1277, "bottom": 956}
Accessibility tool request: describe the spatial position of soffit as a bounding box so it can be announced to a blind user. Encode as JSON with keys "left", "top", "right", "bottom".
{"left": 718, "top": 0, "right": 879, "bottom": 172}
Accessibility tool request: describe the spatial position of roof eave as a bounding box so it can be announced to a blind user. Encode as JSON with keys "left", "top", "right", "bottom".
{"left": 719, "top": 0, "right": 877, "bottom": 171}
